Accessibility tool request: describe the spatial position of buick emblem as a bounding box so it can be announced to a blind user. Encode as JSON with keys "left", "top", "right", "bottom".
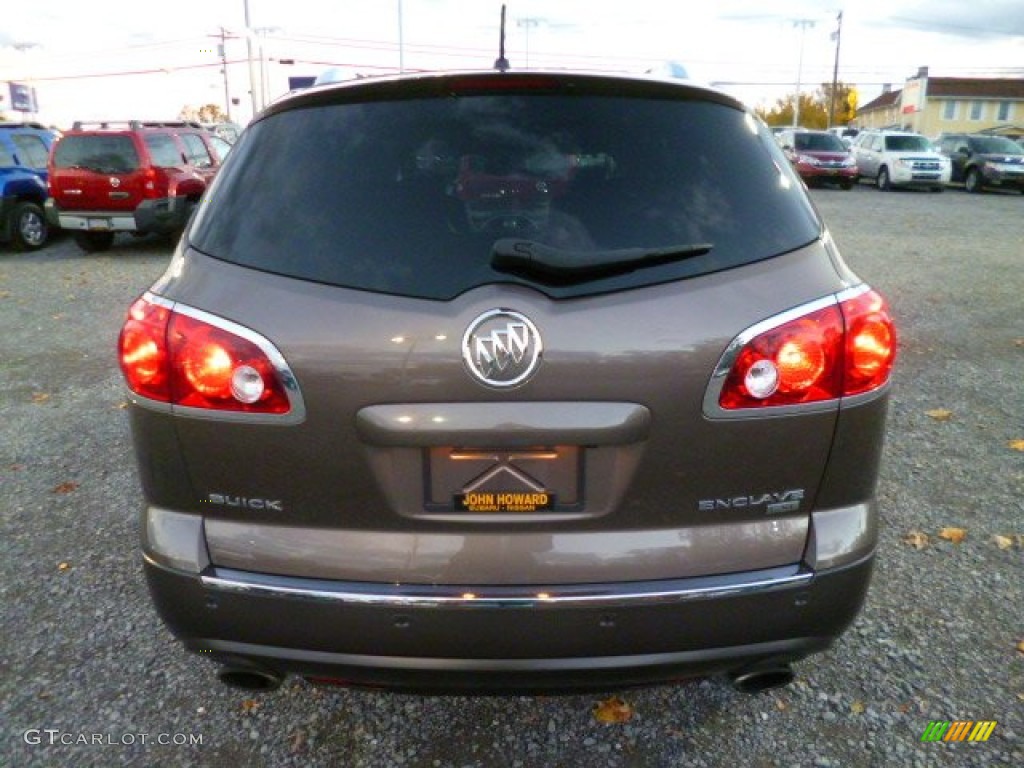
{"left": 109, "top": 177, "right": 120, "bottom": 187}
{"left": 462, "top": 309, "right": 542, "bottom": 388}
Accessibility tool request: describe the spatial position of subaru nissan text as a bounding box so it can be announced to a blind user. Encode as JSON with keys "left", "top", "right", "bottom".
{"left": 118, "top": 70, "right": 897, "bottom": 694}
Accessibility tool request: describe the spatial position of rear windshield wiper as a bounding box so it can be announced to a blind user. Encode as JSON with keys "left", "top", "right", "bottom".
{"left": 491, "top": 238, "right": 713, "bottom": 283}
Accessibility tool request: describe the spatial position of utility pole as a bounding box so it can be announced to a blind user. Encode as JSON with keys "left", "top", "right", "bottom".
{"left": 219, "top": 28, "right": 232, "bottom": 122}
{"left": 792, "top": 19, "right": 815, "bottom": 129}
{"left": 828, "top": 11, "right": 843, "bottom": 128}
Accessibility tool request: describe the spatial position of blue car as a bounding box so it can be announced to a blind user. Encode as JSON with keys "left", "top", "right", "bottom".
{"left": 1, "top": 122, "right": 57, "bottom": 251}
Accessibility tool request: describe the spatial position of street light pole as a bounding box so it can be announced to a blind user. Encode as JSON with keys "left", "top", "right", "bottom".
{"left": 828, "top": 11, "right": 844, "bottom": 129}
{"left": 398, "top": 0, "right": 405, "bottom": 73}
{"left": 792, "top": 19, "right": 815, "bottom": 129}
{"left": 243, "top": 0, "right": 259, "bottom": 117}
{"left": 516, "top": 17, "right": 542, "bottom": 68}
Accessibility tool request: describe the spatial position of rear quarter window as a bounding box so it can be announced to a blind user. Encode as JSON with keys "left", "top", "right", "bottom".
{"left": 191, "top": 91, "right": 819, "bottom": 300}
{"left": 144, "top": 134, "right": 183, "bottom": 168}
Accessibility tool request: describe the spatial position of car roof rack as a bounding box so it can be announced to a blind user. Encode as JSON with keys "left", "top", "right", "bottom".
{"left": 70, "top": 120, "right": 204, "bottom": 131}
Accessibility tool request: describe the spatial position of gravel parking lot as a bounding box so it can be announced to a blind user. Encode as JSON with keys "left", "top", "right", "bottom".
{"left": 1, "top": 184, "right": 1021, "bottom": 768}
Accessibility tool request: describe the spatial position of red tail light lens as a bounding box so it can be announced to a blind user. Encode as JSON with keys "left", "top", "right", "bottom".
{"left": 118, "top": 295, "right": 299, "bottom": 417}
{"left": 717, "top": 288, "right": 896, "bottom": 410}
{"left": 119, "top": 297, "right": 172, "bottom": 401}
{"left": 842, "top": 290, "right": 896, "bottom": 396}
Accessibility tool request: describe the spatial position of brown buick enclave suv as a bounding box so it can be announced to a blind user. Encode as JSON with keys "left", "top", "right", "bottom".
{"left": 118, "top": 69, "right": 896, "bottom": 694}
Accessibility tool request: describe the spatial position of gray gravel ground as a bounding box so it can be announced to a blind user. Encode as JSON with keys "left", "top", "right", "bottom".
{"left": 1, "top": 184, "right": 1022, "bottom": 767}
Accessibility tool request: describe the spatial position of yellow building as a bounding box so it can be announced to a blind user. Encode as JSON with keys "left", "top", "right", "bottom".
{"left": 856, "top": 67, "right": 1024, "bottom": 139}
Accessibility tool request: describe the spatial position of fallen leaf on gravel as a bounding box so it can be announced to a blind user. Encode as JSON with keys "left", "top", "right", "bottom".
{"left": 1017, "top": 640, "right": 1024, "bottom": 656}
{"left": 290, "top": 729, "right": 307, "bottom": 753}
{"left": 993, "top": 535, "right": 1021, "bottom": 550}
{"left": 58, "top": 562, "right": 70, "bottom": 571}
{"left": 116, "top": 401, "right": 130, "bottom": 410}
{"left": 1009, "top": 439, "right": 1024, "bottom": 452}
{"left": 1014, "top": 338, "right": 1024, "bottom": 348}
{"left": 774, "top": 698, "right": 788, "bottom": 711}
{"left": 898, "top": 702, "right": 913, "bottom": 714}
{"left": 51, "top": 482, "right": 79, "bottom": 494}
{"left": 593, "top": 696, "right": 633, "bottom": 724}
{"left": 925, "top": 409, "right": 953, "bottom": 421}
{"left": 902, "top": 531, "right": 930, "bottom": 550}
{"left": 938, "top": 527, "right": 967, "bottom": 544}
{"left": 851, "top": 700, "right": 865, "bottom": 714}
{"left": 240, "top": 699, "right": 260, "bottom": 713}
{"left": 31, "top": 393, "right": 50, "bottom": 404}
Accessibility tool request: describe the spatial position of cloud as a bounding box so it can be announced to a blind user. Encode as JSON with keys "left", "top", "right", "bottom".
{"left": 883, "top": 0, "right": 1024, "bottom": 39}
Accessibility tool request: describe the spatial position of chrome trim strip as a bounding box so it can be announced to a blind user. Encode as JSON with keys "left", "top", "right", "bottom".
{"left": 200, "top": 567, "right": 813, "bottom": 609}
{"left": 126, "top": 292, "right": 306, "bottom": 425}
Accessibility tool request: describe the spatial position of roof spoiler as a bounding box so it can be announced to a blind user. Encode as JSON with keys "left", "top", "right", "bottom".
{"left": 70, "top": 120, "right": 204, "bottom": 131}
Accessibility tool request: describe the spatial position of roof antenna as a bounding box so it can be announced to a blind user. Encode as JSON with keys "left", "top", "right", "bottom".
{"left": 494, "top": 4, "right": 510, "bottom": 71}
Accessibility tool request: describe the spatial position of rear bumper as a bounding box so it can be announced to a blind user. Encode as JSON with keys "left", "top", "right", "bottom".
{"left": 45, "top": 196, "right": 191, "bottom": 234}
{"left": 144, "top": 553, "right": 874, "bottom": 693}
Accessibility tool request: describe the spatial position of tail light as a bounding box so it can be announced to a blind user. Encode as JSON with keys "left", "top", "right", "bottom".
{"left": 141, "top": 167, "right": 161, "bottom": 199}
{"left": 118, "top": 294, "right": 303, "bottom": 420}
{"left": 714, "top": 287, "right": 896, "bottom": 411}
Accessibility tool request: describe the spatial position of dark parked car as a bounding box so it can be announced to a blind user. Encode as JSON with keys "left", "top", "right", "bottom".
{"left": 0, "top": 121, "right": 56, "bottom": 250}
{"left": 776, "top": 129, "right": 858, "bottom": 189}
{"left": 935, "top": 133, "right": 1024, "bottom": 194}
{"left": 118, "top": 70, "right": 897, "bottom": 695}
{"left": 46, "top": 120, "right": 222, "bottom": 252}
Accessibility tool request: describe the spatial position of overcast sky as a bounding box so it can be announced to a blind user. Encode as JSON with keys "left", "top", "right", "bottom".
{"left": 2, "top": 0, "right": 1022, "bottom": 127}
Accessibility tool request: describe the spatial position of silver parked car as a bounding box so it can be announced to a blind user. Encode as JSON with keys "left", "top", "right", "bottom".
{"left": 850, "top": 129, "right": 951, "bottom": 191}
{"left": 118, "top": 69, "right": 897, "bottom": 694}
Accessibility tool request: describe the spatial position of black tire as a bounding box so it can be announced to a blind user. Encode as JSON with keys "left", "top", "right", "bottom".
{"left": 73, "top": 231, "right": 116, "bottom": 252}
{"left": 876, "top": 167, "right": 891, "bottom": 191}
{"left": 840, "top": 179, "right": 854, "bottom": 191}
{"left": 931, "top": 186, "right": 945, "bottom": 193}
{"left": 9, "top": 201, "right": 49, "bottom": 251}
{"left": 964, "top": 168, "right": 982, "bottom": 194}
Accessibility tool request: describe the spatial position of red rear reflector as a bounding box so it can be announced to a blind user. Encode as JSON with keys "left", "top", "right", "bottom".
{"left": 118, "top": 295, "right": 296, "bottom": 416}
{"left": 718, "top": 288, "right": 896, "bottom": 410}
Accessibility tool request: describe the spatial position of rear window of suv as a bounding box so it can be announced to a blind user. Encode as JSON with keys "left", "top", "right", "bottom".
{"left": 54, "top": 135, "right": 141, "bottom": 174}
{"left": 190, "top": 90, "right": 820, "bottom": 300}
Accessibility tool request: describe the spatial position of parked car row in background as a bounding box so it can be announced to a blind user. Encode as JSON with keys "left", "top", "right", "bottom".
{"left": 775, "top": 126, "right": 1024, "bottom": 195}
{"left": 0, "top": 119, "right": 235, "bottom": 252}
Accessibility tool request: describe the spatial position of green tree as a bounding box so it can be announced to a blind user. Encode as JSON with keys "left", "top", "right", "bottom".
{"left": 756, "top": 81, "right": 858, "bottom": 128}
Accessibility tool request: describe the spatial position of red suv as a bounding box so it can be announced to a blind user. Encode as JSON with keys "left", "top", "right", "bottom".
{"left": 46, "top": 121, "right": 221, "bottom": 252}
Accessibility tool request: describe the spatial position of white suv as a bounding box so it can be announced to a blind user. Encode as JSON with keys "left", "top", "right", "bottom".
{"left": 851, "top": 130, "right": 950, "bottom": 191}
